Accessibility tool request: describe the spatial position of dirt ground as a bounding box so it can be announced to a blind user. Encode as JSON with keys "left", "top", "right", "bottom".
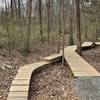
{"left": 82, "top": 45, "right": 100, "bottom": 73}
{"left": 29, "top": 63, "right": 78, "bottom": 100}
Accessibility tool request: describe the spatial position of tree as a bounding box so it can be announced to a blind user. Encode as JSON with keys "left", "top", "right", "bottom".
{"left": 57, "top": 0, "right": 62, "bottom": 53}
{"left": 83, "top": 12, "right": 88, "bottom": 41}
{"left": 4, "top": 0, "right": 11, "bottom": 54}
{"left": 47, "top": 0, "right": 51, "bottom": 43}
{"left": 38, "top": 0, "right": 44, "bottom": 42}
{"left": 18, "top": 0, "right": 21, "bottom": 18}
{"left": 69, "top": 0, "right": 74, "bottom": 45}
{"left": 25, "top": 0, "right": 32, "bottom": 52}
{"left": 76, "top": 0, "right": 82, "bottom": 55}
{"left": 62, "top": 0, "right": 66, "bottom": 66}
{"left": 11, "top": 0, "right": 14, "bottom": 18}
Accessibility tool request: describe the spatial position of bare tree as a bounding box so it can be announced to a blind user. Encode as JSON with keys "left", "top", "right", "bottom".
{"left": 18, "top": 0, "right": 21, "bottom": 18}
{"left": 4, "top": 0, "right": 11, "bottom": 54}
{"left": 50, "top": 0, "right": 53, "bottom": 29}
{"left": 83, "top": 12, "right": 88, "bottom": 41}
{"left": 38, "top": 0, "right": 44, "bottom": 42}
{"left": 25, "top": 0, "right": 32, "bottom": 52}
{"left": 47, "top": 0, "right": 51, "bottom": 43}
{"left": 11, "top": 0, "right": 14, "bottom": 18}
{"left": 57, "top": 0, "right": 62, "bottom": 53}
{"left": 76, "top": 0, "right": 82, "bottom": 55}
{"left": 62, "top": 0, "right": 66, "bottom": 66}
{"left": 69, "top": 0, "right": 74, "bottom": 45}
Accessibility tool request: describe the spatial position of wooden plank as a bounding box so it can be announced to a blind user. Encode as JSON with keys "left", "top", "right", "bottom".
{"left": 82, "top": 42, "right": 93, "bottom": 47}
{"left": 7, "top": 97, "right": 27, "bottom": 100}
{"left": 82, "top": 42, "right": 96, "bottom": 50}
{"left": 14, "top": 75, "right": 31, "bottom": 80}
{"left": 9, "top": 86, "right": 29, "bottom": 92}
{"left": 64, "top": 46, "right": 100, "bottom": 77}
{"left": 8, "top": 92, "right": 28, "bottom": 97}
{"left": 96, "top": 42, "right": 100, "bottom": 45}
{"left": 43, "top": 53, "right": 62, "bottom": 63}
{"left": 74, "top": 72, "right": 100, "bottom": 77}
{"left": 12, "top": 80, "right": 29, "bottom": 85}
{"left": 18, "top": 61, "right": 49, "bottom": 73}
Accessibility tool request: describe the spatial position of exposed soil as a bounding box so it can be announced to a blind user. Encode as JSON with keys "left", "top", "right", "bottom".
{"left": 29, "top": 63, "right": 79, "bottom": 100}
{"left": 0, "top": 44, "right": 58, "bottom": 100}
{"left": 82, "top": 45, "right": 100, "bottom": 73}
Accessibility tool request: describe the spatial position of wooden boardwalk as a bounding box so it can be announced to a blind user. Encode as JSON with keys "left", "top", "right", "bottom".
{"left": 64, "top": 42, "right": 100, "bottom": 77}
{"left": 7, "top": 54, "right": 61, "bottom": 100}
{"left": 7, "top": 42, "right": 100, "bottom": 100}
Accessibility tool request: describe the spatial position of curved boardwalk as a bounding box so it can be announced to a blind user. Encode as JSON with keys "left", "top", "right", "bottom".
{"left": 7, "top": 54, "right": 62, "bottom": 100}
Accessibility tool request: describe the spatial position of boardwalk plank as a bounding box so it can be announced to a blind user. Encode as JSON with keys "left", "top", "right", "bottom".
{"left": 12, "top": 80, "right": 29, "bottom": 85}
{"left": 7, "top": 97, "right": 27, "bottom": 100}
{"left": 9, "top": 86, "right": 29, "bottom": 92}
{"left": 8, "top": 92, "right": 28, "bottom": 97}
{"left": 43, "top": 53, "right": 62, "bottom": 63}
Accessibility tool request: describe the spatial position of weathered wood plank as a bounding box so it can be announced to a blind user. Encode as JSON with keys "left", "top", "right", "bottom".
{"left": 8, "top": 92, "right": 28, "bottom": 97}
{"left": 12, "top": 80, "right": 29, "bottom": 85}
{"left": 96, "top": 42, "right": 100, "bottom": 45}
{"left": 82, "top": 42, "right": 93, "bottom": 47}
{"left": 82, "top": 42, "right": 96, "bottom": 50}
{"left": 43, "top": 53, "right": 62, "bottom": 63}
{"left": 7, "top": 97, "right": 27, "bottom": 100}
{"left": 9, "top": 86, "right": 29, "bottom": 92}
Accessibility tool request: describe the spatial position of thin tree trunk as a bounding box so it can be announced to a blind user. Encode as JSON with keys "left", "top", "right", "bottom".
{"left": 4, "top": 0, "right": 11, "bottom": 54}
{"left": 76, "top": 0, "right": 82, "bottom": 55}
{"left": 25, "top": 0, "right": 32, "bottom": 52}
{"left": 11, "top": 0, "right": 14, "bottom": 18}
{"left": 83, "top": 12, "right": 88, "bottom": 41}
{"left": 18, "top": 0, "right": 21, "bottom": 18}
{"left": 57, "top": 0, "right": 62, "bottom": 53}
{"left": 47, "top": 0, "right": 51, "bottom": 44}
{"left": 50, "top": 0, "right": 53, "bottom": 30}
{"left": 38, "top": 0, "right": 44, "bottom": 42}
{"left": 69, "top": 0, "right": 74, "bottom": 45}
{"left": 62, "top": 0, "right": 66, "bottom": 66}
{"left": 14, "top": 0, "right": 17, "bottom": 16}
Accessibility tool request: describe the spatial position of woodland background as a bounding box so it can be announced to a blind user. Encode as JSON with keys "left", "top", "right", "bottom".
{"left": 0, "top": 0, "right": 100, "bottom": 54}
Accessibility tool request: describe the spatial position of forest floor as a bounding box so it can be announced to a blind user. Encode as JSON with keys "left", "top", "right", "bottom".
{"left": 0, "top": 43, "right": 58, "bottom": 100}
{"left": 29, "top": 63, "right": 79, "bottom": 100}
{"left": 82, "top": 45, "right": 100, "bottom": 73}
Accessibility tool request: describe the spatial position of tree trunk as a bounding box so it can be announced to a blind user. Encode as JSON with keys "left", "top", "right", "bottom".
{"left": 83, "top": 12, "right": 88, "bottom": 41}
{"left": 47, "top": 0, "right": 51, "bottom": 43}
{"left": 38, "top": 0, "right": 44, "bottom": 42}
{"left": 18, "top": 0, "right": 21, "bottom": 18}
{"left": 57, "top": 0, "right": 62, "bottom": 53}
{"left": 62, "top": 0, "right": 66, "bottom": 66}
{"left": 69, "top": 0, "right": 74, "bottom": 45}
{"left": 25, "top": 0, "right": 32, "bottom": 53}
{"left": 4, "top": 0, "right": 11, "bottom": 54}
{"left": 11, "top": 0, "right": 14, "bottom": 18}
{"left": 50, "top": 0, "right": 53, "bottom": 30}
{"left": 76, "top": 0, "right": 82, "bottom": 55}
